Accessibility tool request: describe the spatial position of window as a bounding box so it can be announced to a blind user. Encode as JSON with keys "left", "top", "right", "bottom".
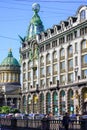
{"left": 53, "top": 51, "right": 57, "bottom": 61}
{"left": 28, "top": 61, "right": 32, "bottom": 69}
{"left": 40, "top": 68, "right": 45, "bottom": 76}
{"left": 82, "top": 69, "right": 87, "bottom": 78}
{"left": 46, "top": 43, "right": 50, "bottom": 50}
{"left": 68, "top": 45, "right": 73, "bottom": 57}
{"left": 60, "top": 48, "right": 65, "bottom": 58}
{"left": 53, "top": 76, "right": 57, "bottom": 84}
{"left": 40, "top": 56, "right": 44, "bottom": 66}
{"left": 53, "top": 64, "right": 57, "bottom": 74}
{"left": 80, "top": 10, "right": 86, "bottom": 21}
{"left": 75, "top": 42, "right": 78, "bottom": 53}
{"left": 46, "top": 66, "right": 51, "bottom": 75}
{"left": 28, "top": 72, "right": 31, "bottom": 80}
{"left": 52, "top": 40, "right": 57, "bottom": 47}
{"left": 40, "top": 45, "right": 44, "bottom": 52}
{"left": 75, "top": 56, "right": 78, "bottom": 66}
{"left": 68, "top": 59, "right": 73, "bottom": 70}
{"left": 81, "top": 40, "right": 87, "bottom": 50}
{"left": 82, "top": 55, "right": 87, "bottom": 66}
{"left": 68, "top": 73, "right": 73, "bottom": 82}
{"left": 46, "top": 53, "right": 51, "bottom": 63}
{"left": 60, "top": 75, "right": 65, "bottom": 83}
{"left": 60, "top": 61, "right": 65, "bottom": 70}
{"left": 40, "top": 79, "right": 45, "bottom": 87}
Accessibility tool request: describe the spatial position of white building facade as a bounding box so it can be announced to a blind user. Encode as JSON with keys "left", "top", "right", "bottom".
{"left": 20, "top": 4, "right": 87, "bottom": 115}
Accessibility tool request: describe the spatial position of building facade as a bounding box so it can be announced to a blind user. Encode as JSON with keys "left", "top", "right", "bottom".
{"left": 0, "top": 49, "right": 21, "bottom": 109}
{"left": 20, "top": 4, "right": 87, "bottom": 115}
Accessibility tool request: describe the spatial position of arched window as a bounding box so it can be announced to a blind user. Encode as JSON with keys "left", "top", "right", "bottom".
{"left": 46, "top": 93, "right": 51, "bottom": 114}
{"left": 23, "top": 62, "right": 26, "bottom": 71}
{"left": 53, "top": 91, "right": 58, "bottom": 115}
{"left": 39, "top": 93, "right": 44, "bottom": 113}
{"left": 60, "top": 48, "right": 65, "bottom": 59}
{"left": 68, "top": 89, "right": 74, "bottom": 114}
{"left": 46, "top": 53, "right": 50, "bottom": 64}
{"left": 53, "top": 51, "right": 57, "bottom": 62}
{"left": 81, "top": 40, "right": 87, "bottom": 50}
{"left": 40, "top": 56, "right": 44, "bottom": 65}
{"left": 80, "top": 10, "right": 86, "bottom": 21}
{"left": 60, "top": 90, "right": 66, "bottom": 115}
{"left": 28, "top": 61, "right": 32, "bottom": 70}
{"left": 68, "top": 45, "right": 73, "bottom": 57}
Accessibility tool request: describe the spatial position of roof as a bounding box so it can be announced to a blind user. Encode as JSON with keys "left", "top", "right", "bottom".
{"left": 27, "top": 3, "right": 44, "bottom": 40}
{"left": 1, "top": 49, "right": 20, "bottom": 66}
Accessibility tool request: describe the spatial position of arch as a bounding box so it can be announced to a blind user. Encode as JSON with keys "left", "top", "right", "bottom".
{"left": 40, "top": 55, "right": 44, "bottom": 65}
{"left": 22, "top": 95, "right": 26, "bottom": 113}
{"left": 60, "top": 90, "right": 66, "bottom": 115}
{"left": 80, "top": 10, "right": 86, "bottom": 21}
{"left": 23, "top": 62, "right": 26, "bottom": 71}
{"left": 60, "top": 48, "right": 65, "bottom": 58}
{"left": 39, "top": 93, "right": 44, "bottom": 113}
{"left": 46, "top": 92, "right": 51, "bottom": 114}
{"left": 53, "top": 51, "right": 57, "bottom": 62}
{"left": 68, "top": 45, "right": 73, "bottom": 57}
{"left": 67, "top": 89, "right": 74, "bottom": 114}
{"left": 81, "top": 39, "right": 87, "bottom": 50}
{"left": 46, "top": 53, "right": 50, "bottom": 63}
{"left": 52, "top": 91, "right": 58, "bottom": 115}
{"left": 28, "top": 95, "right": 32, "bottom": 113}
{"left": 81, "top": 88, "right": 87, "bottom": 114}
{"left": 33, "top": 94, "right": 38, "bottom": 113}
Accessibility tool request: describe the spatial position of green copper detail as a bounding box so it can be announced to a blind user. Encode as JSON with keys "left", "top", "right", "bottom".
{"left": 27, "top": 3, "right": 44, "bottom": 40}
{"left": 1, "top": 49, "right": 20, "bottom": 66}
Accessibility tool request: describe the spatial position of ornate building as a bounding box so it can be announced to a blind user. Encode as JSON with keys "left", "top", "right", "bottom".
{"left": 20, "top": 4, "right": 87, "bottom": 115}
{"left": 0, "top": 49, "right": 21, "bottom": 109}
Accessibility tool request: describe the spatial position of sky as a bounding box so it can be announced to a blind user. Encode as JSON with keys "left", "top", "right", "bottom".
{"left": 0, "top": 0, "right": 87, "bottom": 63}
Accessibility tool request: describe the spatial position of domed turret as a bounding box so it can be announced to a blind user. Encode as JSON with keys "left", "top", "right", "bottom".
{"left": 27, "top": 3, "right": 44, "bottom": 40}
{"left": 1, "top": 49, "right": 20, "bottom": 66}
{"left": 0, "top": 49, "right": 20, "bottom": 83}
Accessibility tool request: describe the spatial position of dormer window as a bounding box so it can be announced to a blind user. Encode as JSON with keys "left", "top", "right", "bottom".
{"left": 80, "top": 10, "right": 86, "bottom": 21}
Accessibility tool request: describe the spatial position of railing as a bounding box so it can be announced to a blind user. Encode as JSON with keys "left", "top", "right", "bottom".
{"left": 0, "top": 118, "right": 87, "bottom": 130}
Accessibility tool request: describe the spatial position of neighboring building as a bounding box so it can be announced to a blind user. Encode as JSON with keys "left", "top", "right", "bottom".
{"left": 0, "top": 49, "right": 21, "bottom": 109}
{"left": 20, "top": 3, "right": 87, "bottom": 115}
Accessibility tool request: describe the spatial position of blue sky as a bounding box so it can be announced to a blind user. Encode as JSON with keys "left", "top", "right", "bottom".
{"left": 0, "top": 0, "right": 87, "bottom": 63}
